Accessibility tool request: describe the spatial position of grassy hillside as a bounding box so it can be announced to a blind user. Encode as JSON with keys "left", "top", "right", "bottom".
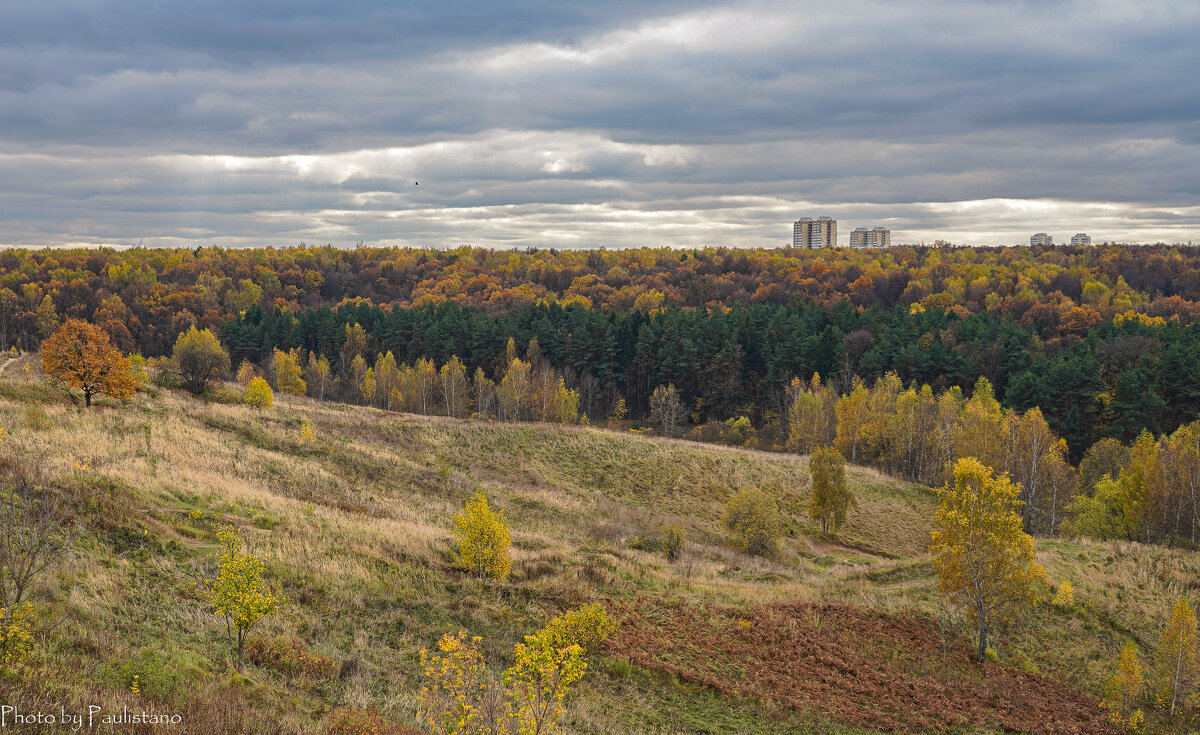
{"left": 0, "top": 365, "right": 1194, "bottom": 734}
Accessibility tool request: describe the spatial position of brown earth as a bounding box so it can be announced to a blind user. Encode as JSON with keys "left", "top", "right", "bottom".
{"left": 606, "top": 599, "right": 1114, "bottom": 735}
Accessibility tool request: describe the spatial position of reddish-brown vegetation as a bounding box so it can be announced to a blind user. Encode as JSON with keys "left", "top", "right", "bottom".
{"left": 607, "top": 599, "right": 1113, "bottom": 734}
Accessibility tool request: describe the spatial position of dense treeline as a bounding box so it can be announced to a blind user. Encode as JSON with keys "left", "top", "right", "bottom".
{"left": 4, "top": 243, "right": 1200, "bottom": 346}
{"left": 5, "top": 244, "right": 1200, "bottom": 458}
{"left": 215, "top": 327, "right": 1200, "bottom": 547}
{"left": 786, "top": 374, "right": 1075, "bottom": 536}
{"left": 215, "top": 299, "right": 1200, "bottom": 462}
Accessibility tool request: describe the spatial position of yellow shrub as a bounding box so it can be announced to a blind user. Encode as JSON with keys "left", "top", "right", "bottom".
{"left": 452, "top": 492, "right": 512, "bottom": 580}
{"left": 419, "top": 631, "right": 499, "bottom": 735}
{"left": 505, "top": 632, "right": 586, "bottom": 735}
{"left": 243, "top": 377, "right": 273, "bottom": 409}
{"left": 538, "top": 603, "right": 615, "bottom": 654}
{"left": 420, "top": 620, "right": 592, "bottom": 735}
{"left": 0, "top": 605, "right": 33, "bottom": 666}
{"left": 1052, "top": 581, "right": 1075, "bottom": 608}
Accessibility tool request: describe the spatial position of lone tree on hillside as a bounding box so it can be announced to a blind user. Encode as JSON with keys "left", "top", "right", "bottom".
{"left": 41, "top": 319, "right": 136, "bottom": 407}
{"left": 649, "top": 384, "right": 685, "bottom": 436}
{"left": 172, "top": 326, "right": 230, "bottom": 394}
{"left": 452, "top": 492, "right": 512, "bottom": 580}
{"left": 204, "top": 525, "right": 281, "bottom": 671}
{"left": 809, "top": 446, "right": 855, "bottom": 533}
{"left": 931, "top": 457, "right": 1047, "bottom": 663}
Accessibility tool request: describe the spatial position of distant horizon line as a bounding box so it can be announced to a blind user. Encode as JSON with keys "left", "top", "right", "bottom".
{"left": 2, "top": 240, "right": 1198, "bottom": 252}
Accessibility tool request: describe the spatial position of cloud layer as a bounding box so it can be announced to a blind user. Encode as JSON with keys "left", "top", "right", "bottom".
{"left": 2, "top": 0, "right": 1199, "bottom": 248}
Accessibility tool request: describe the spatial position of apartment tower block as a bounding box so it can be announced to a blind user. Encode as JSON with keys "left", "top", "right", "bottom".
{"left": 850, "top": 227, "right": 891, "bottom": 248}
{"left": 793, "top": 217, "right": 837, "bottom": 249}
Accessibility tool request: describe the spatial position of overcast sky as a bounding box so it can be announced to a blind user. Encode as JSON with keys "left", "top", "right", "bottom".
{"left": 2, "top": 0, "right": 1198, "bottom": 249}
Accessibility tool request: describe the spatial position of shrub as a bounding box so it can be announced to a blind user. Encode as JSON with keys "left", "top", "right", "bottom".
{"left": 663, "top": 524, "right": 686, "bottom": 563}
{"left": 452, "top": 492, "right": 512, "bottom": 580}
{"left": 723, "top": 488, "right": 782, "bottom": 557}
{"left": 538, "top": 603, "right": 615, "bottom": 654}
{"left": 721, "top": 416, "right": 754, "bottom": 446}
{"left": 326, "top": 707, "right": 414, "bottom": 735}
{"left": 1052, "top": 581, "right": 1075, "bottom": 608}
{"left": 243, "top": 377, "right": 274, "bottom": 409}
{"left": 246, "top": 635, "right": 335, "bottom": 679}
{"left": 419, "top": 610, "right": 600, "bottom": 735}
{"left": 505, "top": 630, "right": 587, "bottom": 734}
{"left": 0, "top": 605, "right": 33, "bottom": 667}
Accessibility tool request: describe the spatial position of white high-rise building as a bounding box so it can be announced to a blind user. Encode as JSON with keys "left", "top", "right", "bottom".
{"left": 1070, "top": 233, "right": 1092, "bottom": 246}
{"left": 850, "top": 227, "right": 892, "bottom": 248}
{"left": 1030, "top": 232, "right": 1054, "bottom": 247}
{"left": 793, "top": 217, "right": 838, "bottom": 249}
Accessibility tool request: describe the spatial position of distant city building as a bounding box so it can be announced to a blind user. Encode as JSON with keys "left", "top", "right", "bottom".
{"left": 1030, "top": 232, "right": 1053, "bottom": 247}
{"left": 1070, "top": 233, "right": 1092, "bottom": 246}
{"left": 850, "top": 227, "right": 892, "bottom": 248}
{"left": 793, "top": 217, "right": 838, "bottom": 249}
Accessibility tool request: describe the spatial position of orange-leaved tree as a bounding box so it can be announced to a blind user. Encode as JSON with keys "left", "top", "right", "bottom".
{"left": 41, "top": 319, "right": 136, "bottom": 407}
{"left": 931, "top": 457, "right": 1048, "bottom": 663}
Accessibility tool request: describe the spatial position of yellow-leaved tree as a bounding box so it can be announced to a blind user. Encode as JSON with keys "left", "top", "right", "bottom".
{"left": 1105, "top": 641, "right": 1145, "bottom": 731}
{"left": 931, "top": 457, "right": 1048, "bottom": 663}
{"left": 204, "top": 525, "right": 281, "bottom": 671}
{"left": 419, "top": 604, "right": 610, "bottom": 735}
{"left": 809, "top": 446, "right": 855, "bottom": 533}
{"left": 1155, "top": 598, "right": 1199, "bottom": 718}
{"left": 452, "top": 492, "right": 512, "bottom": 580}
{"left": 273, "top": 348, "right": 306, "bottom": 396}
{"left": 504, "top": 629, "right": 587, "bottom": 735}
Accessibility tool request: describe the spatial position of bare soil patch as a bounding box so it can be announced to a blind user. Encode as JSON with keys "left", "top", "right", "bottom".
{"left": 607, "top": 599, "right": 1113, "bottom": 734}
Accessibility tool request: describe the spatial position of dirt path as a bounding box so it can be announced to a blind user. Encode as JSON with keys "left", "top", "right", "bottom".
{"left": 0, "top": 352, "right": 31, "bottom": 378}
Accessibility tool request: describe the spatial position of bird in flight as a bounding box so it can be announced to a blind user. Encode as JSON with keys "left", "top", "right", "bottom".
{"left": 414, "top": 181, "right": 419, "bottom": 186}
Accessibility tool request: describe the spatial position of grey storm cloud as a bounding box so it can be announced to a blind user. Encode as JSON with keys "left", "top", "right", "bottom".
{"left": 1, "top": 0, "right": 1199, "bottom": 249}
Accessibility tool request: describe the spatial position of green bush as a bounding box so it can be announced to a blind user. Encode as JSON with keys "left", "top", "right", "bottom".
{"left": 723, "top": 488, "right": 782, "bottom": 557}
{"left": 663, "top": 524, "right": 687, "bottom": 563}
